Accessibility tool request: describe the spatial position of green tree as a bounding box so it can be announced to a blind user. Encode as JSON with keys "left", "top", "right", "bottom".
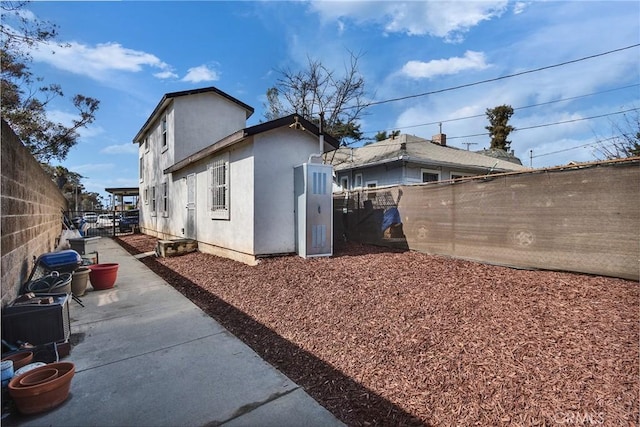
{"left": 1, "top": 1, "right": 100, "bottom": 163}
{"left": 40, "top": 164, "right": 98, "bottom": 211}
{"left": 365, "top": 130, "right": 400, "bottom": 145}
{"left": 593, "top": 108, "right": 640, "bottom": 160}
{"left": 264, "top": 51, "right": 368, "bottom": 146}
{"left": 485, "top": 104, "right": 515, "bottom": 151}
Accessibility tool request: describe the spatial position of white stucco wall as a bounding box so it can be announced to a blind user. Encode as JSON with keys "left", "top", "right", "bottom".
{"left": 253, "top": 128, "right": 325, "bottom": 255}
{"left": 138, "top": 91, "right": 249, "bottom": 239}
{"left": 173, "top": 93, "right": 248, "bottom": 163}
{"left": 138, "top": 104, "right": 176, "bottom": 235}
{"left": 169, "top": 141, "right": 255, "bottom": 257}
{"left": 137, "top": 95, "right": 332, "bottom": 261}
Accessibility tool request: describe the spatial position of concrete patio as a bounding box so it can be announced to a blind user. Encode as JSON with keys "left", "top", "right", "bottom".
{"left": 4, "top": 237, "right": 344, "bottom": 427}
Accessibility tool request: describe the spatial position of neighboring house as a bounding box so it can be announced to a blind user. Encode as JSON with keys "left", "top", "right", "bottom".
{"left": 327, "top": 133, "right": 529, "bottom": 191}
{"left": 133, "top": 86, "right": 339, "bottom": 264}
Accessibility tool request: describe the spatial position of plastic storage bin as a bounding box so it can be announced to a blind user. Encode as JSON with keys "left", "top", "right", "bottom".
{"left": 67, "top": 237, "right": 100, "bottom": 255}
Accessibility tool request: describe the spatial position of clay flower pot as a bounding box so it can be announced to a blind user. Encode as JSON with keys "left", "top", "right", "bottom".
{"left": 8, "top": 362, "right": 75, "bottom": 415}
{"left": 2, "top": 351, "right": 34, "bottom": 370}
{"left": 18, "top": 368, "right": 58, "bottom": 387}
{"left": 88, "top": 263, "right": 119, "bottom": 290}
{"left": 71, "top": 266, "right": 91, "bottom": 296}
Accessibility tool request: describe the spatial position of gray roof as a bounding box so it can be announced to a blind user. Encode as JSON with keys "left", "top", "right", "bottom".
{"left": 327, "top": 134, "right": 530, "bottom": 173}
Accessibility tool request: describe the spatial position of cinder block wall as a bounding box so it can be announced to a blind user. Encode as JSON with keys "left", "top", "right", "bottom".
{"left": 1, "top": 119, "right": 68, "bottom": 306}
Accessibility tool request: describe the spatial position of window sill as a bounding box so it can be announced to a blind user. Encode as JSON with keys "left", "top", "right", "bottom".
{"left": 210, "top": 211, "right": 230, "bottom": 221}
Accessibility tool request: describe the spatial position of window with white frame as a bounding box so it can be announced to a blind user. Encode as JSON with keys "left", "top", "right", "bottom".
{"left": 139, "top": 157, "right": 144, "bottom": 182}
{"left": 354, "top": 173, "right": 363, "bottom": 188}
{"left": 207, "top": 153, "right": 229, "bottom": 219}
{"left": 365, "top": 180, "right": 377, "bottom": 200}
{"left": 162, "top": 181, "right": 168, "bottom": 217}
{"left": 161, "top": 117, "right": 167, "bottom": 151}
{"left": 421, "top": 168, "right": 440, "bottom": 183}
{"left": 151, "top": 186, "right": 157, "bottom": 215}
{"left": 144, "top": 186, "right": 149, "bottom": 205}
{"left": 144, "top": 137, "right": 149, "bottom": 152}
{"left": 340, "top": 176, "right": 349, "bottom": 190}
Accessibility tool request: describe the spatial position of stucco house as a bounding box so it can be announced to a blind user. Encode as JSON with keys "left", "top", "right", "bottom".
{"left": 327, "top": 133, "right": 529, "bottom": 190}
{"left": 133, "top": 86, "right": 338, "bottom": 264}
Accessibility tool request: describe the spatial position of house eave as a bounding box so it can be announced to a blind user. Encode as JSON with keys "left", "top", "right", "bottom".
{"left": 164, "top": 114, "right": 340, "bottom": 175}
{"left": 333, "top": 156, "right": 524, "bottom": 174}
{"left": 164, "top": 130, "right": 247, "bottom": 174}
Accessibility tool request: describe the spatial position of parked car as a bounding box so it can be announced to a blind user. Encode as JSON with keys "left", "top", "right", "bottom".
{"left": 119, "top": 210, "right": 139, "bottom": 232}
{"left": 96, "top": 214, "right": 119, "bottom": 228}
{"left": 71, "top": 216, "right": 83, "bottom": 228}
{"left": 83, "top": 212, "right": 98, "bottom": 223}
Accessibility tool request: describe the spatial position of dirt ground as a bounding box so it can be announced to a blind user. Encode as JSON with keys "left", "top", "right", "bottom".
{"left": 115, "top": 234, "right": 638, "bottom": 426}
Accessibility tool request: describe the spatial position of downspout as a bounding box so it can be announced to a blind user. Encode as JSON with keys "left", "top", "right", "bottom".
{"left": 308, "top": 111, "right": 325, "bottom": 164}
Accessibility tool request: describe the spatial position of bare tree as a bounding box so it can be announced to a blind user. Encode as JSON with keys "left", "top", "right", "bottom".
{"left": 264, "top": 51, "right": 368, "bottom": 146}
{"left": 593, "top": 107, "right": 640, "bottom": 160}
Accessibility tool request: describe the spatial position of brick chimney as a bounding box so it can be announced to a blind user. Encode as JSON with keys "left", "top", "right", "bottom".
{"left": 432, "top": 133, "right": 446, "bottom": 146}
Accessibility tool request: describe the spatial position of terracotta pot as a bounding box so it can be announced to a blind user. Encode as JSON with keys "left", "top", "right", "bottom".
{"left": 8, "top": 362, "right": 75, "bottom": 415}
{"left": 71, "top": 266, "right": 91, "bottom": 296}
{"left": 88, "top": 263, "right": 119, "bottom": 290}
{"left": 18, "top": 368, "right": 58, "bottom": 387}
{"left": 2, "top": 351, "right": 34, "bottom": 370}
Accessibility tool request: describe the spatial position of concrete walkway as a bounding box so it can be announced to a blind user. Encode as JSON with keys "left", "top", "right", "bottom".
{"left": 10, "top": 237, "right": 344, "bottom": 427}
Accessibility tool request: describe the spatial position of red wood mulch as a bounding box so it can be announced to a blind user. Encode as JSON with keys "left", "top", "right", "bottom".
{"left": 115, "top": 234, "right": 639, "bottom": 426}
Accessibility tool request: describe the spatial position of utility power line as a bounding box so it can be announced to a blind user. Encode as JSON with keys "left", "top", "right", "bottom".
{"left": 447, "top": 107, "right": 638, "bottom": 140}
{"left": 531, "top": 136, "right": 621, "bottom": 158}
{"left": 358, "top": 44, "right": 639, "bottom": 109}
{"left": 362, "top": 83, "right": 639, "bottom": 135}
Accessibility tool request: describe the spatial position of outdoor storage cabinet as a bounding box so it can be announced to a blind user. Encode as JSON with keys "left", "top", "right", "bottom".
{"left": 294, "top": 162, "right": 333, "bottom": 258}
{"left": 2, "top": 293, "right": 71, "bottom": 345}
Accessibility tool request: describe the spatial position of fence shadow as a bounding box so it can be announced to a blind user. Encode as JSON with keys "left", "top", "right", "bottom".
{"left": 115, "top": 237, "right": 427, "bottom": 427}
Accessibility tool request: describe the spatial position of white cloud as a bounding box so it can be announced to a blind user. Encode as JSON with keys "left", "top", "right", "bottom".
{"left": 401, "top": 51, "right": 490, "bottom": 79}
{"left": 310, "top": 1, "right": 508, "bottom": 41}
{"left": 182, "top": 65, "right": 220, "bottom": 83}
{"left": 154, "top": 70, "right": 179, "bottom": 79}
{"left": 30, "top": 41, "right": 173, "bottom": 81}
{"left": 512, "top": 2, "right": 528, "bottom": 15}
{"left": 101, "top": 144, "right": 139, "bottom": 155}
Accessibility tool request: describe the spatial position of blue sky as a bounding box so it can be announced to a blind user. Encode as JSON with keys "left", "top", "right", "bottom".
{"left": 12, "top": 1, "right": 640, "bottom": 199}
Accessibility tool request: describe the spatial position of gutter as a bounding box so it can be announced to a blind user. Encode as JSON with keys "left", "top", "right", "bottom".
{"left": 164, "top": 129, "right": 246, "bottom": 174}
{"left": 333, "top": 156, "right": 524, "bottom": 174}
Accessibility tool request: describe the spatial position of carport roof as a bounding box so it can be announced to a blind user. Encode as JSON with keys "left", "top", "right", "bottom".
{"left": 105, "top": 187, "right": 139, "bottom": 197}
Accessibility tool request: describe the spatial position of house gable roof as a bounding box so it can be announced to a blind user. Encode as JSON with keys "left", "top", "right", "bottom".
{"left": 327, "top": 134, "right": 530, "bottom": 173}
{"left": 132, "top": 86, "right": 255, "bottom": 143}
{"left": 164, "top": 114, "right": 340, "bottom": 174}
